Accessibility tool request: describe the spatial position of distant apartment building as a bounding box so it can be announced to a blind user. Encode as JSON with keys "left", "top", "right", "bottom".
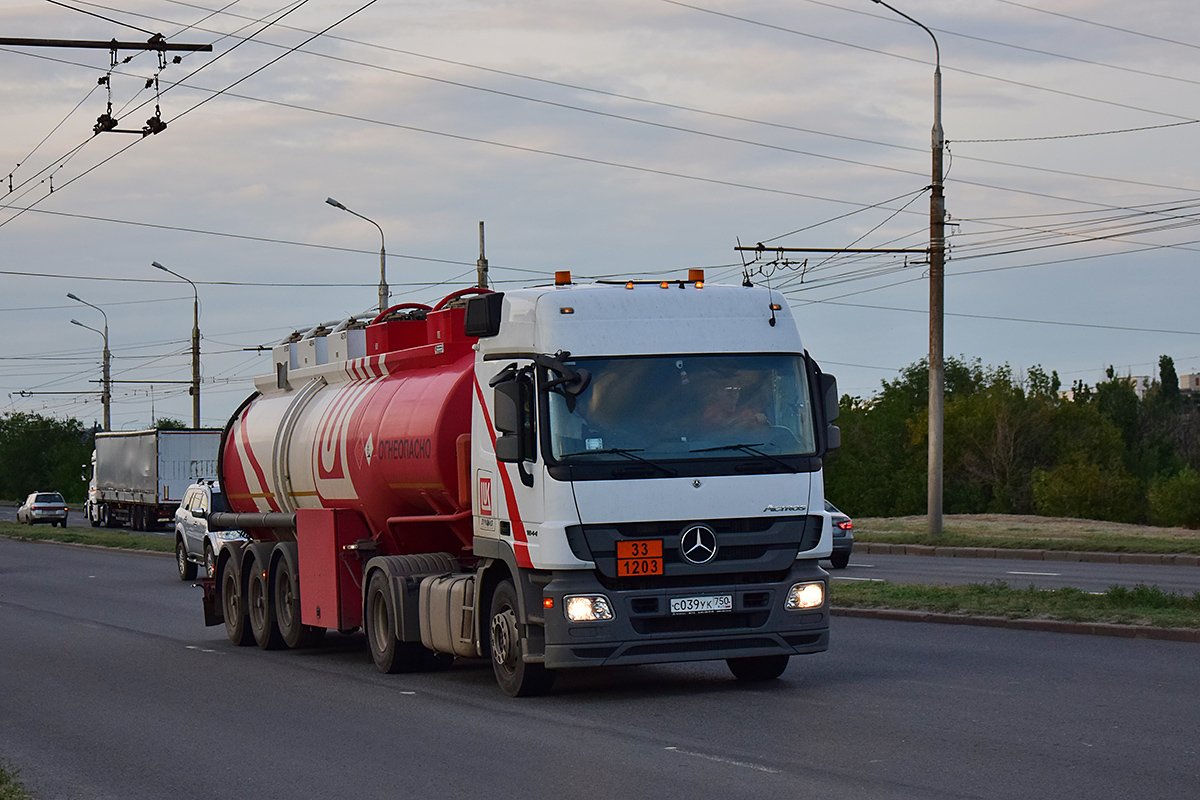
{"left": 1181, "top": 373, "right": 1200, "bottom": 394}
{"left": 1128, "top": 375, "right": 1151, "bottom": 400}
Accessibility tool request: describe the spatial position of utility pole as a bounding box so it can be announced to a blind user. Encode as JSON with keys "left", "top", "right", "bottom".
{"left": 152, "top": 262, "right": 201, "bottom": 428}
{"left": 326, "top": 198, "right": 388, "bottom": 314}
{"left": 67, "top": 293, "right": 111, "bottom": 430}
{"left": 871, "top": 0, "right": 946, "bottom": 536}
{"left": 477, "top": 221, "right": 489, "bottom": 289}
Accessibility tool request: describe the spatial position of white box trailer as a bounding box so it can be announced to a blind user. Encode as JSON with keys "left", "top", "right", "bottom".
{"left": 85, "top": 429, "right": 221, "bottom": 530}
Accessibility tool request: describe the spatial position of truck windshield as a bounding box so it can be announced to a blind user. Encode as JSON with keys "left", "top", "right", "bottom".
{"left": 547, "top": 354, "right": 817, "bottom": 464}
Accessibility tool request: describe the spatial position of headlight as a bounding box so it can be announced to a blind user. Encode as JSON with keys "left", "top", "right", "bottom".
{"left": 785, "top": 582, "right": 825, "bottom": 610}
{"left": 564, "top": 595, "right": 614, "bottom": 622}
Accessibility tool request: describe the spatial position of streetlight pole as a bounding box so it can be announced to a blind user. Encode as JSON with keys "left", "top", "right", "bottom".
{"left": 871, "top": 0, "right": 946, "bottom": 536}
{"left": 67, "top": 293, "right": 111, "bottom": 431}
{"left": 326, "top": 197, "right": 388, "bottom": 314}
{"left": 151, "top": 261, "right": 201, "bottom": 428}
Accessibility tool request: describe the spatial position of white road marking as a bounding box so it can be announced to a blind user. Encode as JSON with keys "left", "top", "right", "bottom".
{"left": 664, "top": 746, "right": 779, "bottom": 774}
{"left": 1007, "top": 571, "right": 1061, "bottom": 577}
{"left": 833, "top": 576, "right": 885, "bottom": 582}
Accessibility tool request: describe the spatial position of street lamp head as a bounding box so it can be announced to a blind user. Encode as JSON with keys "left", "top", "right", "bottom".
{"left": 67, "top": 292, "right": 80, "bottom": 302}
{"left": 151, "top": 260, "right": 167, "bottom": 271}
{"left": 70, "top": 319, "right": 83, "bottom": 327}
{"left": 326, "top": 197, "right": 347, "bottom": 210}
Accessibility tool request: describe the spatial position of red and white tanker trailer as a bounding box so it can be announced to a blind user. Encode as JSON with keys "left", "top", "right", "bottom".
{"left": 202, "top": 271, "right": 841, "bottom": 695}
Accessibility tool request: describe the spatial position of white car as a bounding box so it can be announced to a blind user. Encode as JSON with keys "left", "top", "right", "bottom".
{"left": 17, "top": 492, "right": 69, "bottom": 527}
{"left": 173, "top": 480, "right": 247, "bottom": 580}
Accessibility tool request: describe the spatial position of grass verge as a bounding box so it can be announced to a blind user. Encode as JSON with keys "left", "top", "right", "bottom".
{"left": 854, "top": 514, "right": 1200, "bottom": 555}
{"left": 0, "top": 521, "right": 173, "bottom": 554}
{"left": 832, "top": 581, "right": 1200, "bottom": 629}
{"left": 0, "top": 762, "right": 33, "bottom": 800}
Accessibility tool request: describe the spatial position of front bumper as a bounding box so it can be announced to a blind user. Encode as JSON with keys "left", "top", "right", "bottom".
{"left": 540, "top": 560, "right": 828, "bottom": 669}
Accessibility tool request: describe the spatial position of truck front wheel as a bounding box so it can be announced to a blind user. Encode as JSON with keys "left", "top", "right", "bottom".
{"left": 489, "top": 580, "right": 555, "bottom": 697}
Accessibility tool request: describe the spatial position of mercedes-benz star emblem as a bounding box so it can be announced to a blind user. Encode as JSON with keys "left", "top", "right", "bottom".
{"left": 679, "top": 524, "right": 718, "bottom": 565}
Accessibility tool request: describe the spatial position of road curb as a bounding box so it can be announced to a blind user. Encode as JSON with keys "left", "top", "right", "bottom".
{"left": 857, "top": 541, "right": 1200, "bottom": 567}
{"left": 831, "top": 606, "right": 1200, "bottom": 643}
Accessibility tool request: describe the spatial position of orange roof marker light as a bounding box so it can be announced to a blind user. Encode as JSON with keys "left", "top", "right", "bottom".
{"left": 555, "top": 270, "right": 572, "bottom": 286}
{"left": 660, "top": 281, "right": 670, "bottom": 289}
{"left": 625, "top": 281, "right": 635, "bottom": 290}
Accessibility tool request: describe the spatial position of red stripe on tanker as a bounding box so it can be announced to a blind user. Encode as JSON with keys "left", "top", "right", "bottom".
{"left": 472, "top": 374, "right": 533, "bottom": 568}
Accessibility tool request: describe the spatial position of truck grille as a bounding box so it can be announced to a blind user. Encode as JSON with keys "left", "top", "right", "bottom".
{"left": 565, "top": 514, "right": 822, "bottom": 579}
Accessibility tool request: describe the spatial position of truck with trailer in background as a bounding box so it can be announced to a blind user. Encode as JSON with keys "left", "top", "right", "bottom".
{"left": 85, "top": 429, "right": 221, "bottom": 531}
{"left": 202, "top": 270, "right": 840, "bottom": 696}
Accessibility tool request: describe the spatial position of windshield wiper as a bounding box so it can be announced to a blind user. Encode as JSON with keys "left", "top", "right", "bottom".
{"left": 558, "top": 447, "right": 678, "bottom": 477}
{"left": 689, "top": 443, "right": 799, "bottom": 474}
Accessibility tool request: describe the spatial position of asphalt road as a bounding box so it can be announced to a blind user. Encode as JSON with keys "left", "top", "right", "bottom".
{"left": 830, "top": 552, "right": 1200, "bottom": 594}
{"left": 2, "top": 537, "right": 1197, "bottom": 800}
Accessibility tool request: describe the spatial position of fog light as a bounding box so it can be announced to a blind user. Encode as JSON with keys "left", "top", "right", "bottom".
{"left": 565, "top": 595, "right": 614, "bottom": 622}
{"left": 785, "top": 582, "right": 825, "bottom": 610}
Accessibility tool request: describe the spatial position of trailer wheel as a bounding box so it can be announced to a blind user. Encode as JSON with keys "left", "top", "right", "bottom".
{"left": 274, "top": 556, "right": 324, "bottom": 649}
{"left": 176, "top": 538, "right": 197, "bottom": 581}
{"left": 248, "top": 558, "right": 284, "bottom": 650}
{"left": 489, "top": 579, "right": 555, "bottom": 697}
{"left": 726, "top": 654, "right": 790, "bottom": 681}
{"left": 102, "top": 504, "right": 117, "bottom": 528}
{"left": 221, "top": 562, "right": 253, "bottom": 646}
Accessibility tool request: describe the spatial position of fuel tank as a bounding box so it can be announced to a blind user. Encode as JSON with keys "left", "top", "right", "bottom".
{"left": 220, "top": 292, "right": 486, "bottom": 556}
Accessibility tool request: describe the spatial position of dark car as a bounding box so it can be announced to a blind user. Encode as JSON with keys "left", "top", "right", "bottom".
{"left": 17, "top": 492, "right": 69, "bottom": 527}
{"left": 825, "top": 500, "right": 853, "bottom": 569}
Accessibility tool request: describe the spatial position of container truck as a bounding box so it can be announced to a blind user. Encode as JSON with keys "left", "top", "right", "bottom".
{"left": 202, "top": 271, "right": 841, "bottom": 696}
{"left": 85, "top": 429, "right": 221, "bottom": 530}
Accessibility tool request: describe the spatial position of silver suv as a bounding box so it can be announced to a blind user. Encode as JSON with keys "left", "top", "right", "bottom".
{"left": 174, "top": 480, "right": 246, "bottom": 580}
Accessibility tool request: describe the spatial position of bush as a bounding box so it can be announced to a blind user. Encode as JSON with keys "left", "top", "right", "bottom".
{"left": 1031, "top": 456, "right": 1144, "bottom": 523}
{"left": 1148, "top": 467, "right": 1200, "bottom": 528}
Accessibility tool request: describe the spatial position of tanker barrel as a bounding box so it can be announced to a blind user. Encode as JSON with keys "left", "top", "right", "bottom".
{"left": 207, "top": 511, "right": 296, "bottom": 532}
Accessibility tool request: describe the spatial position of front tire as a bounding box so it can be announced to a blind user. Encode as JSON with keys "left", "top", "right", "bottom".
{"left": 489, "top": 579, "right": 554, "bottom": 697}
{"left": 176, "top": 539, "right": 197, "bottom": 581}
{"left": 727, "top": 654, "right": 790, "bottom": 681}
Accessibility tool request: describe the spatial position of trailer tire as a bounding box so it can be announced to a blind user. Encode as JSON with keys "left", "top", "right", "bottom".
{"left": 274, "top": 556, "right": 324, "bottom": 649}
{"left": 726, "top": 654, "right": 790, "bottom": 681}
{"left": 176, "top": 538, "right": 197, "bottom": 581}
{"left": 248, "top": 558, "right": 284, "bottom": 650}
{"left": 489, "top": 579, "right": 555, "bottom": 697}
{"left": 221, "top": 561, "right": 253, "bottom": 646}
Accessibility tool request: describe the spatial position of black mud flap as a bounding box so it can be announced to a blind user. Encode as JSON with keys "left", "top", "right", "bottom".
{"left": 199, "top": 577, "right": 224, "bottom": 627}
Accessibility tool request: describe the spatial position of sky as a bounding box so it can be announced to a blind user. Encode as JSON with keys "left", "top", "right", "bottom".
{"left": 3, "top": 0, "right": 1199, "bottom": 430}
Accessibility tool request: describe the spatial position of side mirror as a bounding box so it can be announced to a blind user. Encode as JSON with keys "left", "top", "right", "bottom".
{"left": 494, "top": 380, "right": 523, "bottom": 463}
{"left": 826, "top": 425, "right": 841, "bottom": 451}
{"left": 193, "top": 508, "right": 208, "bottom": 519}
{"left": 820, "top": 372, "right": 839, "bottom": 423}
{"left": 464, "top": 292, "right": 504, "bottom": 338}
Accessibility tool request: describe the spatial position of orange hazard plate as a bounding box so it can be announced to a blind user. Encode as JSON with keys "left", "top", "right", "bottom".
{"left": 616, "top": 540, "right": 663, "bottom": 576}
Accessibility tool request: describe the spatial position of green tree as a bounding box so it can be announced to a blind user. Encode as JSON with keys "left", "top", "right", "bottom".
{"left": 0, "top": 413, "right": 94, "bottom": 503}
{"left": 1148, "top": 467, "right": 1200, "bottom": 528}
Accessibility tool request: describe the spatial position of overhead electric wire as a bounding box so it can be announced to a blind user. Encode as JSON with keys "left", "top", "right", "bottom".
{"left": 661, "top": 0, "right": 1196, "bottom": 123}
{"left": 59, "top": 1, "right": 1200, "bottom": 197}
